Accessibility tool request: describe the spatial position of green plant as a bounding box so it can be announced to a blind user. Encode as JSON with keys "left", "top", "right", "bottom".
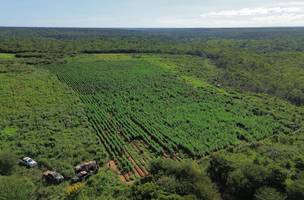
{"left": 0, "top": 152, "right": 17, "bottom": 175}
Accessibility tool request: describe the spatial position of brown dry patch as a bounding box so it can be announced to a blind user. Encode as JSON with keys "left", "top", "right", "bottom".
{"left": 119, "top": 175, "right": 127, "bottom": 182}
{"left": 126, "top": 153, "right": 148, "bottom": 177}
{"left": 163, "top": 153, "right": 170, "bottom": 159}
{"left": 123, "top": 173, "right": 131, "bottom": 182}
{"left": 106, "top": 160, "right": 134, "bottom": 184}
{"left": 107, "top": 160, "right": 120, "bottom": 174}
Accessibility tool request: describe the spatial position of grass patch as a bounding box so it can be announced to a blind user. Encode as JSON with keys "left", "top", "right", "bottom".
{"left": 0, "top": 53, "right": 15, "bottom": 60}
{"left": 1, "top": 127, "right": 18, "bottom": 136}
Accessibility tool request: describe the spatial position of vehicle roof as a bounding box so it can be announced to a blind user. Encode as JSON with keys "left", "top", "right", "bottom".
{"left": 23, "top": 157, "right": 33, "bottom": 161}
{"left": 76, "top": 161, "right": 97, "bottom": 168}
{"left": 44, "top": 171, "right": 63, "bottom": 178}
{"left": 79, "top": 161, "right": 96, "bottom": 165}
{"left": 44, "top": 170, "right": 55, "bottom": 175}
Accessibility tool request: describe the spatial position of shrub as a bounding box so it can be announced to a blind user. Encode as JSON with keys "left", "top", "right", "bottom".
{"left": 131, "top": 182, "right": 159, "bottom": 200}
{"left": 66, "top": 182, "right": 85, "bottom": 198}
{"left": 255, "top": 187, "right": 286, "bottom": 200}
{"left": 208, "top": 154, "right": 233, "bottom": 187}
{"left": 286, "top": 173, "right": 304, "bottom": 200}
{"left": 226, "top": 164, "right": 269, "bottom": 199}
{"left": 0, "top": 176, "right": 34, "bottom": 200}
{"left": 0, "top": 152, "right": 17, "bottom": 175}
{"left": 148, "top": 159, "right": 222, "bottom": 200}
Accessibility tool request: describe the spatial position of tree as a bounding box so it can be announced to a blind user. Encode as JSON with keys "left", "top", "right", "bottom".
{"left": 208, "top": 154, "right": 233, "bottom": 187}
{"left": 226, "top": 164, "right": 269, "bottom": 199}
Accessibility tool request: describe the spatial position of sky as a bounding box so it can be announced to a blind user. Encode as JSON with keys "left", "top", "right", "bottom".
{"left": 1, "top": 0, "right": 304, "bottom": 28}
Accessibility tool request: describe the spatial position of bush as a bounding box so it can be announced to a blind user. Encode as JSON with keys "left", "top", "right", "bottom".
{"left": 266, "top": 166, "right": 288, "bottom": 190}
{"left": 66, "top": 182, "right": 85, "bottom": 198}
{"left": 208, "top": 154, "right": 233, "bottom": 187}
{"left": 131, "top": 182, "right": 160, "bottom": 200}
{"left": 0, "top": 152, "right": 17, "bottom": 175}
{"left": 148, "top": 159, "right": 222, "bottom": 200}
{"left": 226, "top": 164, "right": 269, "bottom": 199}
{"left": 0, "top": 176, "right": 34, "bottom": 200}
{"left": 255, "top": 187, "right": 286, "bottom": 200}
{"left": 286, "top": 173, "right": 304, "bottom": 200}
{"left": 295, "top": 157, "right": 304, "bottom": 170}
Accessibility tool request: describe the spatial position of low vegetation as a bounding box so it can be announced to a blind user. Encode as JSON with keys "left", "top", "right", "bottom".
{"left": 126, "top": 130, "right": 304, "bottom": 200}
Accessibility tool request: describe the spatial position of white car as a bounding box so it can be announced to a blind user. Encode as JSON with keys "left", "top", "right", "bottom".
{"left": 20, "top": 157, "right": 38, "bottom": 168}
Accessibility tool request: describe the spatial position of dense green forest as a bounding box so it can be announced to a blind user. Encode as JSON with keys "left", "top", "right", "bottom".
{"left": 0, "top": 27, "right": 303, "bottom": 200}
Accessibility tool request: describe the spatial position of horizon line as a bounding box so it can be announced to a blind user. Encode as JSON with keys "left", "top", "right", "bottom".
{"left": 1, "top": 25, "right": 304, "bottom": 29}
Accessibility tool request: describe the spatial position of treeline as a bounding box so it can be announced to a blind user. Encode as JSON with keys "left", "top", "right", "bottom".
{"left": 203, "top": 40, "right": 304, "bottom": 105}
{"left": 2, "top": 27, "right": 304, "bottom": 55}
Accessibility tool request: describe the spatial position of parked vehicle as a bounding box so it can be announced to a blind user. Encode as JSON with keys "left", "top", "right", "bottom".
{"left": 75, "top": 161, "right": 99, "bottom": 173}
{"left": 20, "top": 157, "right": 38, "bottom": 168}
{"left": 43, "top": 170, "right": 64, "bottom": 184}
{"left": 71, "top": 171, "right": 91, "bottom": 183}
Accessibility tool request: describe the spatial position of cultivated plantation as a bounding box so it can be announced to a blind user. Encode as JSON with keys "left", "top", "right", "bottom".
{"left": 47, "top": 54, "right": 303, "bottom": 180}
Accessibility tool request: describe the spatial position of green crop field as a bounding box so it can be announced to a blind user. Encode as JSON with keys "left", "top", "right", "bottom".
{"left": 47, "top": 54, "right": 304, "bottom": 180}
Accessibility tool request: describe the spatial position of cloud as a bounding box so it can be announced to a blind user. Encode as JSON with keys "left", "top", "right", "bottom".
{"left": 196, "top": 2, "right": 304, "bottom": 27}
{"left": 200, "top": 6, "right": 303, "bottom": 18}
{"left": 275, "top": 1, "right": 304, "bottom": 6}
{"left": 155, "top": 1, "right": 304, "bottom": 28}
